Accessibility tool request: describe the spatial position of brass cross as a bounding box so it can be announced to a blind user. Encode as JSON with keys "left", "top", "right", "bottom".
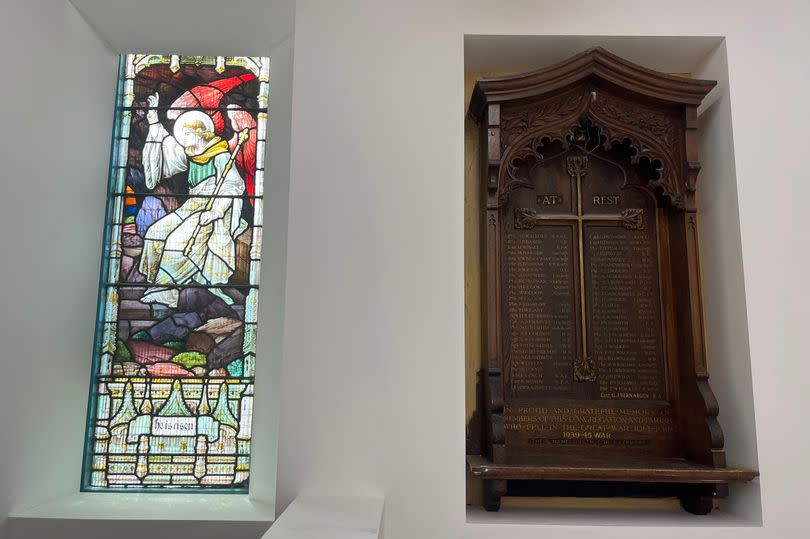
{"left": 513, "top": 154, "right": 644, "bottom": 383}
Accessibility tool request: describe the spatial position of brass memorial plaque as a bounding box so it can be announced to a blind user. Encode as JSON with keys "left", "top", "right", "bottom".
{"left": 501, "top": 152, "right": 673, "bottom": 456}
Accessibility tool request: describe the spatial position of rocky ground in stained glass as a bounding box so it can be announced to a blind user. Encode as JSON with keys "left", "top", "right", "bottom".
{"left": 113, "top": 286, "right": 249, "bottom": 379}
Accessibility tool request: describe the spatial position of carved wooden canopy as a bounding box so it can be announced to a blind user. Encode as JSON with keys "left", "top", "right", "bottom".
{"left": 469, "top": 48, "right": 716, "bottom": 209}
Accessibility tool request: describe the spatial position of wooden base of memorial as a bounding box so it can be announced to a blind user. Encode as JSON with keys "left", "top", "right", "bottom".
{"left": 467, "top": 48, "right": 758, "bottom": 514}
{"left": 467, "top": 454, "right": 757, "bottom": 513}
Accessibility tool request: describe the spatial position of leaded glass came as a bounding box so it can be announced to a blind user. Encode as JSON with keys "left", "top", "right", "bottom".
{"left": 82, "top": 54, "right": 270, "bottom": 491}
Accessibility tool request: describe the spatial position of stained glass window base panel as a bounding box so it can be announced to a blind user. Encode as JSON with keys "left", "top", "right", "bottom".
{"left": 87, "top": 377, "right": 253, "bottom": 489}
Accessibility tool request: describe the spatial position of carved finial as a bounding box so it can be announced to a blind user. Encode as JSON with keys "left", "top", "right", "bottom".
{"left": 574, "top": 356, "right": 597, "bottom": 382}
{"left": 571, "top": 126, "right": 588, "bottom": 146}
{"left": 566, "top": 155, "right": 588, "bottom": 178}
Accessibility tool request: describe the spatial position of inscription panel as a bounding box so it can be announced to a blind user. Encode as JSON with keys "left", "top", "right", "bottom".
{"left": 585, "top": 223, "right": 666, "bottom": 400}
{"left": 499, "top": 151, "right": 672, "bottom": 457}
{"left": 505, "top": 403, "right": 676, "bottom": 455}
{"left": 581, "top": 161, "right": 667, "bottom": 402}
{"left": 503, "top": 223, "right": 578, "bottom": 398}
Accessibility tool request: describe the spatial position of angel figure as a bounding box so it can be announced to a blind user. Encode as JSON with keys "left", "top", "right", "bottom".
{"left": 138, "top": 79, "right": 256, "bottom": 308}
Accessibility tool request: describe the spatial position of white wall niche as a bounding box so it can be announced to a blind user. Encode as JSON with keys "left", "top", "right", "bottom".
{"left": 464, "top": 33, "right": 761, "bottom": 527}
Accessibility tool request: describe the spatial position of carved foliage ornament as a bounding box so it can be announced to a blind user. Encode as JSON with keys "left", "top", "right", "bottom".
{"left": 574, "top": 356, "right": 597, "bottom": 383}
{"left": 513, "top": 207, "right": 644, "bottom": 231}
{"left": 497, "top": 87, "right": 685, "bottom": 208}
{"left": 500, "top": 88, "right": 589, "bottom": 149}
{"left": 502, "top": 136, "right": 545, "bottom": 202}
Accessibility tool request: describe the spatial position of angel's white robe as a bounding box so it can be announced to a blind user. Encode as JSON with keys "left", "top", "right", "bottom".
{"left": 139, "top": 122, "right": 246, "bottom": 307}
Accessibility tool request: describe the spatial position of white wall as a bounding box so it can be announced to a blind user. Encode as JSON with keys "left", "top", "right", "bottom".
{"left": 250, "top": 22, "right": 296, "bottom": 512}
{"left": 0, "top": 1, "right": 116, "bottom": 534}
{"left": 280, "top": 0, "right": 808, "bottom": 538}
{"left": 693, "top": 41, "right": 762, "bottom": 518}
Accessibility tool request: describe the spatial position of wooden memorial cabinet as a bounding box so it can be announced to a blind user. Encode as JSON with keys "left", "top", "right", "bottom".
{"left": 467, "top": 48, "right": 757, "bottom": 514}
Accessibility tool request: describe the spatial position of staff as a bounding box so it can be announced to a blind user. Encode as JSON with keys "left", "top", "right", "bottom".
{"left": 183, "top": 128, "right": 250, "bottom": 257}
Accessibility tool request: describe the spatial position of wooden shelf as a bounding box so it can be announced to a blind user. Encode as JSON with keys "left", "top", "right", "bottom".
{"left": 467, "top": 455, "right": 759, "bottom": 484}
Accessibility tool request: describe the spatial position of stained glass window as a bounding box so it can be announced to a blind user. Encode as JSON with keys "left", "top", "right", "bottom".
{"left": 82, "top": 54, "right": 270, "bottom": 491}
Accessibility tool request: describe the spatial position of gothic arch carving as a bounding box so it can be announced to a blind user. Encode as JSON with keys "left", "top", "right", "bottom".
{"left": 496, "top": 87, "right": 687, "bottom": 207}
